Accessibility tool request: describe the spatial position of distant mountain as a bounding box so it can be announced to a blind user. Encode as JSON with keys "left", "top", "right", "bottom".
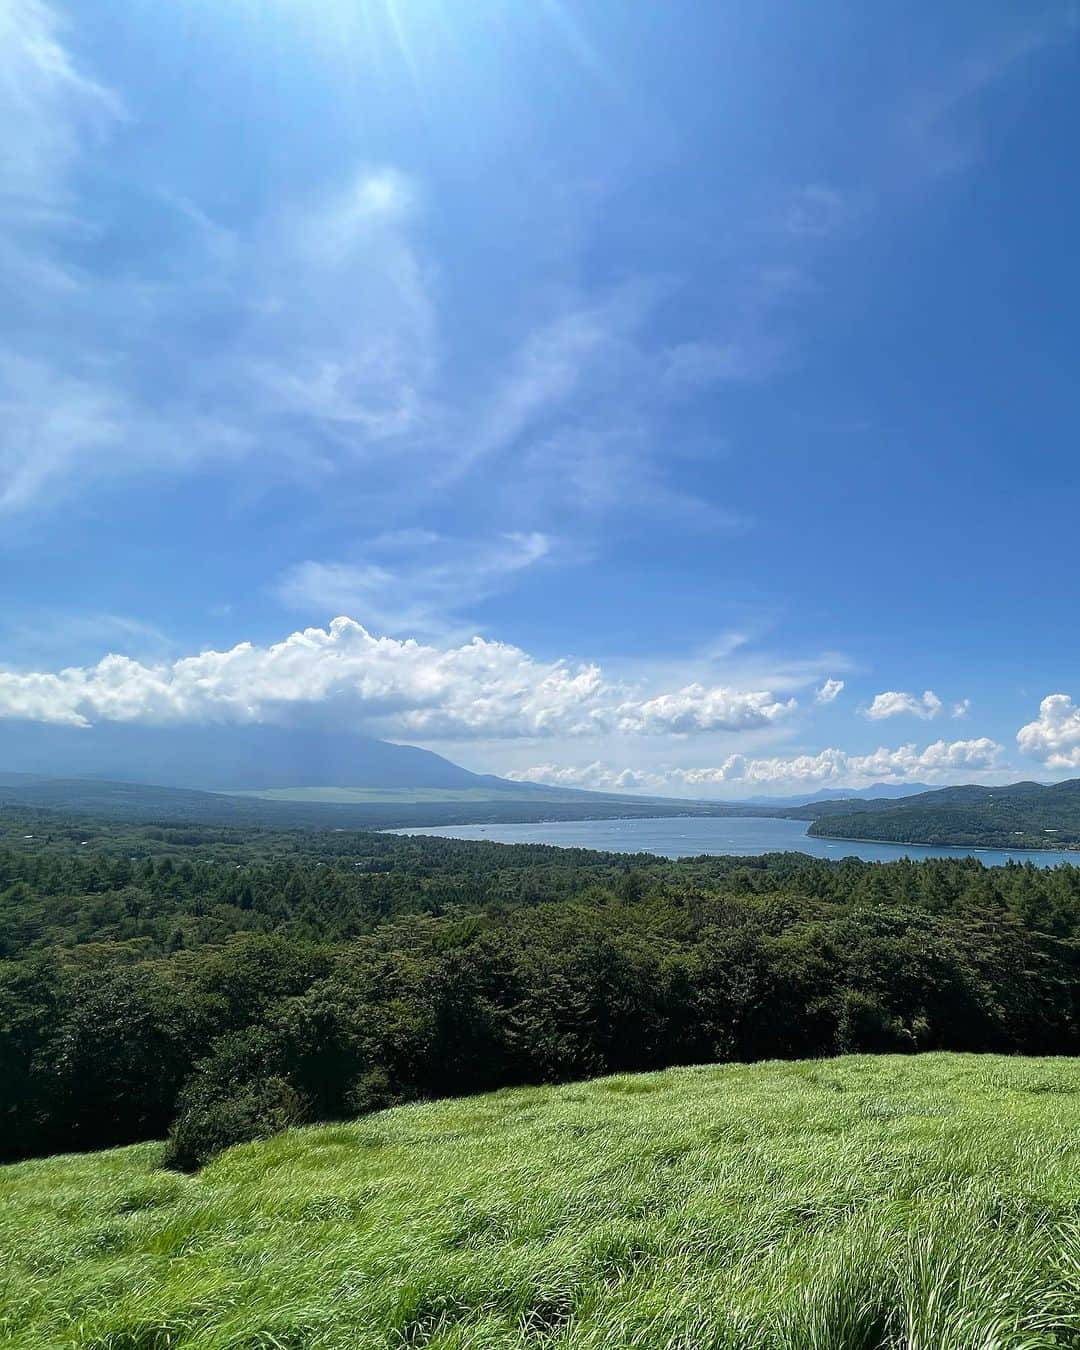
{"left": 15, "top": 718, "right": 1033, "bottom": 841}
{"left": 0, "top": 722, "right": 778, "bottom": 830}
{"left": 742, "top": 784, "right": 934, "bottom": 808}
{"left": 0, "top": 719, "right": 808, "bottom": 828}
{"left": 806, "top": 779, "right": 1079, "bottom": 850}
{"left": 0, "top": 772, "right": 773, "bottom": 832}
{"left": 0, "top": 720, "right": 518, "bottom": 793}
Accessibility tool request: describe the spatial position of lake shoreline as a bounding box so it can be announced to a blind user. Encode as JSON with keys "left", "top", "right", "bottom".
{"left": 386, "top": 816, "right": 1080, "bottom": 869}
{"left": 807, "top": 831, "right": 1080, "bottom": 856}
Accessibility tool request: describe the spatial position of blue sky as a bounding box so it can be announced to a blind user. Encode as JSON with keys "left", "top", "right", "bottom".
{"left": 3, "top": 0, "right": 1080, "bottom": 795}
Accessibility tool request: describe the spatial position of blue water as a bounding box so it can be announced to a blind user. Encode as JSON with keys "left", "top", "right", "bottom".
{"left": 389, "top": 814, "right": 1079, "bottom": 867}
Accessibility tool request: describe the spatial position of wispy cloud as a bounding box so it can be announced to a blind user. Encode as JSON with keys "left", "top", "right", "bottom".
{"left": 0, "top": 609, "right": 171, "bottom": 668}
{"left": 815, "top": 677, "right": 845, "bottom": 705}
{"left": 784, "top": 185, "right": 858, "bottom": 239}
{"left": 276, "top": 531, "right": 562, "bottom": 638}
{"left": 661, "top": 337, "right": 785, "bottom": 389}
{"left": 0, "top": 0, "right": 122, "bottom": 225}
{"left": 0, "top": 3, "right": 816, "bottom": 538}
{"left": 237, "top": 168, "right": 436, "bottom": 450}
{"left": 455, "top": 295, "right": 639, "bottom": 476}
{"left": 1, "top": 3, "right": 437, "bottom": 514}
{"left": 895, "top": 13, "right": 1077, "bottom": 182}
{"left": 0, "top": 28, "right": 731, "bottom": 546}
{"left": 0, "top": 1, "right": 127, "bottom": 508}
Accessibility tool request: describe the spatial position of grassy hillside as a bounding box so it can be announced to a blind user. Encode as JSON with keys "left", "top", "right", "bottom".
{"left": 808, "top": 779, "right": 1080, "bottom": 849}
{"left": 0, "top": 774, "right": 749, "bottom": 830}
{"left": 228, "top": 784, "right": 754, "bottom": 813}
{"left": 231, "top": 785, "right": 564, "bottom": 803}
{"left": 3, "top": 1054, "right": 1080, "bottom": 1349}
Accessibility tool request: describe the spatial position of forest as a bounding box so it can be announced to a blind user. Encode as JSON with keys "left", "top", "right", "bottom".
{"left": 809, "top": 778, "right": 1080, "bottom": 848}
{"left": 4, "top": 805, "right": 1080, "bottom": 1169}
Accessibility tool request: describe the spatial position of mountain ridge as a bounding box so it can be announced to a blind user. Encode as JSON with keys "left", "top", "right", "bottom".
{"left": 807, "top": 778, "right": 1079, "bottom": 849}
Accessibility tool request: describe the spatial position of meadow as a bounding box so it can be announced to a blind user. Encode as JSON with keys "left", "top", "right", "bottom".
{"left": 3, "top": 1053, "right": 1080, "bottom": 1349}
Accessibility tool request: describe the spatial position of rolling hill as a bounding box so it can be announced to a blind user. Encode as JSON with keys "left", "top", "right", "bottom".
{"left": 0, "top": 718, "right": 761, "bottom": 828}
{"left": 0, "top": 721, "right": 783, "bottom": 830}
{"left": 4, "top": 1054, "right": 1080, "bottom": 1348}
{"left": 0, "top": 772, "right": 770, "bottom": 831}
{"left": 742, "top": 783, "right": 934, "bottom": 807}
{"left": 807, "top": 778, "right": 1080, "bottom": 849}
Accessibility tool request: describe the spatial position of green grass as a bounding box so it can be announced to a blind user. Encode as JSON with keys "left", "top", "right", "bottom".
{"left": 4, "top": 1055, "right": 1080, "bottom": 1349}
{"left": 225, "top": 786, "right": 541, "bottom": 804}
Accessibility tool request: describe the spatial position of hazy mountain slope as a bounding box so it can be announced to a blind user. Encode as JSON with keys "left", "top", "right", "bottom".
{"left": 0, "top": 773, "right": 765, "bottom": 830}
{"left": 0, "top": 720, "right": 512, "bottom": 791}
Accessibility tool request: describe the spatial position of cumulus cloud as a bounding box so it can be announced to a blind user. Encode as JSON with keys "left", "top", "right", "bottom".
{"left": 682, "top": 738, "right": 1001, "bottom": 787}
{"left": 614, "top": 684, "right": 795, "bottom": 736}
{"left": 864, "top": 689, "right": 943, "bottom": 721}
{"left": 1017, "top": 694, "right": 1080, "bottom": 769}
{"left": 0, "top": 616, "right": 796, "bottom": 743}
{"left": 952, "top": 698, "right": 971, "bottom": 719}
{"left": 506, "top": 762, "right": 664, "bottom": 793}
{"left": 815, "top": 677, "right": 844, "bottom": 705}
{"left": 513, "top": 737, "right": 1003, "bottom": 795}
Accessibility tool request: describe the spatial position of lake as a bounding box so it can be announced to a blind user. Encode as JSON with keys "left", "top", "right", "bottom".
{"left": 388, "top": 814, "right": 1080, "bottom": 867}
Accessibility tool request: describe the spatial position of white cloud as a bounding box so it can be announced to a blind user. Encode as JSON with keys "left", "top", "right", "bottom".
{"left": 513, "top": 737, "right": 1003, "bottom": 795}
{"left": 276, "top": 532, "right": 557, "bottom": 637}
{"left": 0, "top": 615, "right": 800, "bottom": 743}
{"left": 815, "top": 677, "right": 844, "bottom": 705}
{"left": 614, "top": 684, "right": 795, "bottom": 736}
{"left": 864, "top": 689, "right": 943, "bottom": 721}
{"left": 952, "top": 698, "right": 971, "bottom": 719}
{"left": 686, "top": 738, "right": 1001, "bottom": 787}
{"left": 507, "top": 762, "right": 665, "bottom": 793}
{"left": 1016, "top": 694, "right": 1080, "bottom": 769}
